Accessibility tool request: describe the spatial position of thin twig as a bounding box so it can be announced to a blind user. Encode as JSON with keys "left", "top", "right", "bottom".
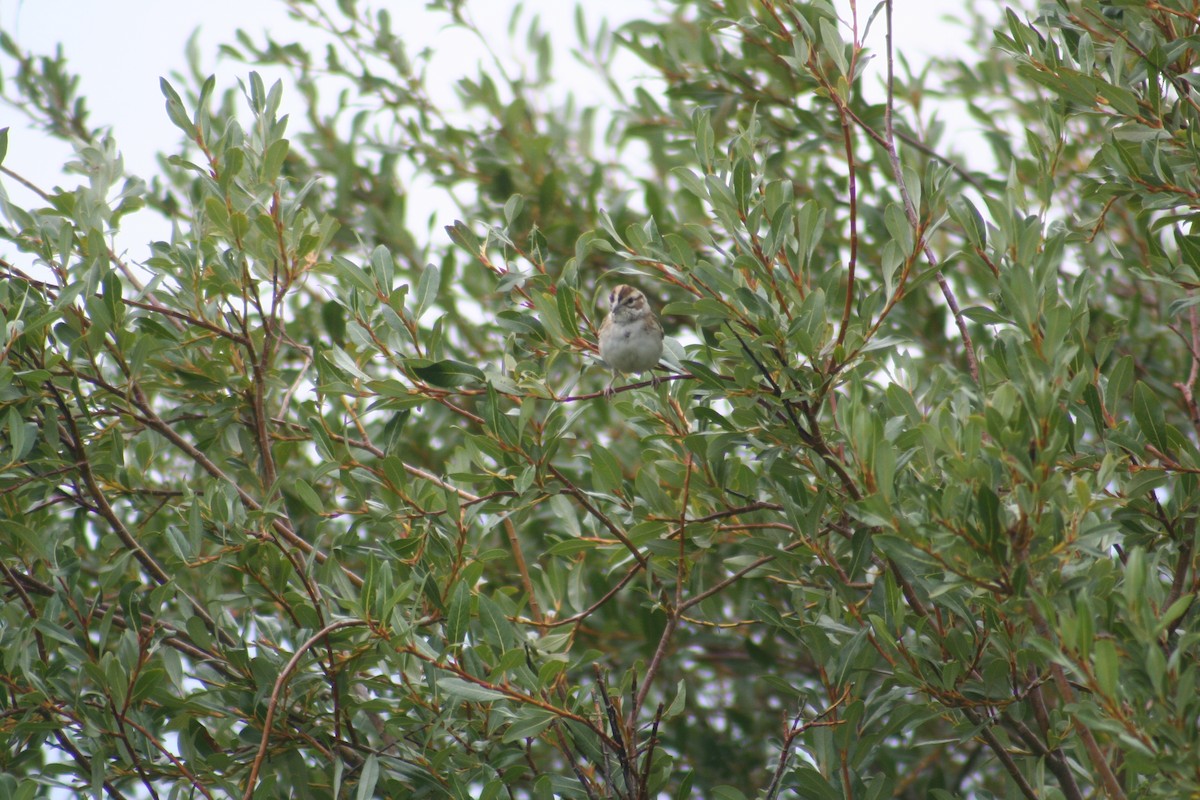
{"left": 959, "top": 708, "right": 1042, "bottom": 800}
{"left": 1027, "top": 605, "right": 1128, "bottom": 800}
{"left": 242, "top": 620, "right": 367, "bottom": 800}
{"left": 883, "top": 0, "right": 979, "bottom": 384}
{"left": 764, "top": 690, "right": 850, "bottom": 800}
{"left": 595, "top": 665, "right": 634, "bottom": 794}
{"left": 637, "top": 704, "right": 665, "bottom": 800}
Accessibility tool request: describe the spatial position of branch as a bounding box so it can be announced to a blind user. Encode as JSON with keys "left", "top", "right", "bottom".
{"left": 547, "top": 464, "right": 649, "bottom": 570}
{"left": 1028, "top": 604, "right": 1128, "bottom": 800}
{"left": 242, "top": 620, "right": 367, "bottom": 800}
{"left": 958, "top": 707, "right": 1042, "bottom": 800}
{"left": 883, "top": 0, "right": 979, "bottom": 385}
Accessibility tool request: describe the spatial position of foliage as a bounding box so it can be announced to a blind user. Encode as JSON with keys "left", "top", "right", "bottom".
{"left": 1, "top": 1, "right": 1199, "bottom": 798}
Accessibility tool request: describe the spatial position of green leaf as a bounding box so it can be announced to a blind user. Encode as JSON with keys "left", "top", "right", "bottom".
{"left": 503, "top": 194, "right": 524, "bottom": 226}
{"left": 704, "top": 174, "right": 737, "bottom": 219}
{"left": 692, "top": 106, "right": 714, "bottom": 172}
{"left": 732, "top": 157, "right": 753, "bottom": 214}
{"left": 415, "top": 262, "right": 439, "bottom": 319}
{"left": 446, "top": 219, "right": 482, "bottom": 255}
{"left": 160, "top": 78, "right": 193, "bottom": 134}
{"left": 476, "top": 594, "right": 518, "bottom": 650}
{"left": 1177, "top": 231, "right": 1200, "bottom": 282}
{"left": 260, "top": 138, "right": 290, "bottom": 183}
{"left": 672, "top": 166, "right": 708, "bottom": 201}
{"left": 1132, "top": 381, "right": 1169, "bottom": 452}
{"left": 1105, "top": 355, "right": 1133, "bottom": 417}
{"left": 355, "top": 754, "right": 379, "bottom": 800}
{"left": 818, "top": 17, "right": 847, "bottom": 76}
{"left": 1094, "top": 638, "right": 1118, "bottom": 699}
{"left": 712, "top": 787, "right": 748, "bottom": 800}
{"left": 664, "top": 679, "right": 686, "bottom": 718}
{"left": 291, "top": 479, "right": 323, "bottom": 514}
{"left": 438, "top": 677, "right": 506, "bottom": 703}
{"left": 331, "top": 255, "right": 378, "bottom": 295}
{"left": 884, "top": 202, "right": 914, "bottom": 253}
{"left": 1076, "top": 595, "right": 1094, "bottom": 661}
{"left": 588, "top": 444, "right": 625, "bottom": 495}
{"left": 951, "top": 196, "right": 987, "bottom": 248}
{"left": 445, "top": 582, "right": 470, "bottom": 647}
{"left": 327, "top": 346, "right": 371, "bottom": 380}
{"left": 1156, "top": 593, "right": 1194, "bottom": 637}
{"left": 369, "top": 244, "right": 395, "bottom": 292}
{"left": 791, "top": 766, "right": 841, "bottom": 800}
{"left": 502, "top": 705, "right": 556, "bottom": 742}
{"left": 410, "top": 359, "right": 485, "bottom": 388}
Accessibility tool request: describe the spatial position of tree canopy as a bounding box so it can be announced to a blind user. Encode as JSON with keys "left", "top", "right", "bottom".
{"left": 2, "top": 1, "right": 1199, "bottom": 798}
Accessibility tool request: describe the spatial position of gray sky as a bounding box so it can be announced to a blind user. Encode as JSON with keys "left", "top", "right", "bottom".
{"left": 1, "top": 0, "right": 974, "bottom": 262}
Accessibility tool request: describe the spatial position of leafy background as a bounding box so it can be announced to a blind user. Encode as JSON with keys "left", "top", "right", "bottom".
{"left": 1, "top": 1, "right": 1198, "bottom": 799}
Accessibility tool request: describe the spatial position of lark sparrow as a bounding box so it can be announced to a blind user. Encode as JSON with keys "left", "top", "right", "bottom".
{"left": 598, "top": 284, "right": 664, "bottom": 396}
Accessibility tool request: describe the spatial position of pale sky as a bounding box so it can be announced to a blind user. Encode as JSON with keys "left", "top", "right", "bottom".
{"left": 0, "top": 0, "right": 974, "bottom": 262}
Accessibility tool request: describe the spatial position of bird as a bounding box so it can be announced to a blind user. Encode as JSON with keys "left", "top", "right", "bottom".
{"left": 597, "top": 284, "right": 664, "bottom": 396}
